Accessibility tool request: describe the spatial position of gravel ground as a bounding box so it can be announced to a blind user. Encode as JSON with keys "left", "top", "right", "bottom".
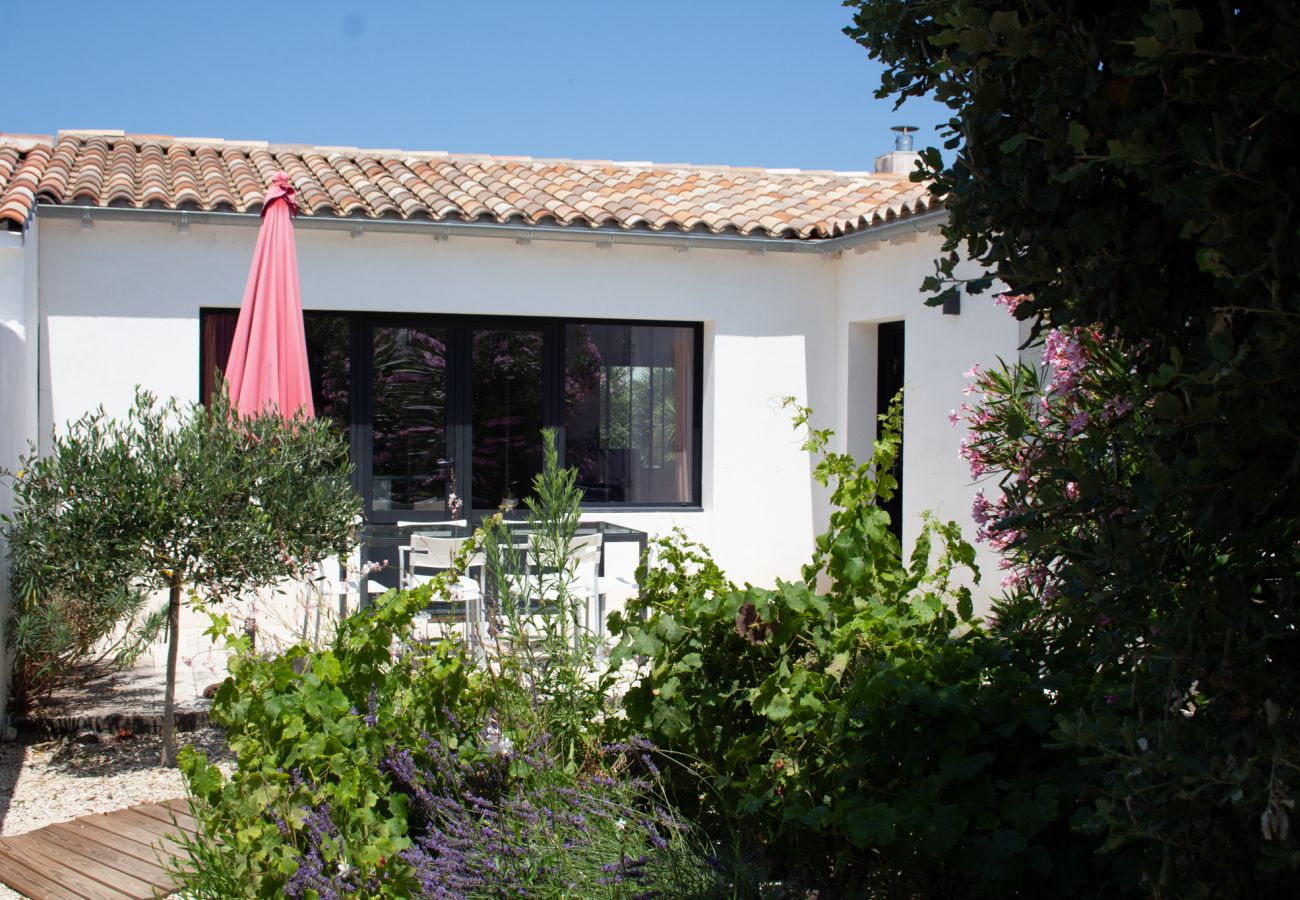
{"left": 0, "top": 727, "right": 233, "bottom": 899}
{"left": 0, "top": 726, "right": 230, "bottom": 836}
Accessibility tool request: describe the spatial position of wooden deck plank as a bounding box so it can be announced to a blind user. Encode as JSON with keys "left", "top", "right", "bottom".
{"left": 123, "top": 803, "right": 198, "bottom": 834}
{"left": 49, "top": 822, "right": 175, "bottom": 877}
{"left": 126, "top": 804, "right": 198, "bottom": 834}
{"left": 0, "top": 839, "right": 122, "bottom": 898}
{"left": 0, "top": 799, "right": 191, "bottom": 900}
{"left": 111, "top": 809, "right": 192, "bottom": 842}
{"left": 35, "top": 826, "right": 172, "bottom": 896}
{"left": 155, "top": 799, "right": 190, "bottom": 817}
{"left": 0, "top": 846, "right": 92, "bottom": 900}
{"left": 6, "top": 835, "right": 158, "bottom": 899}
{"left": 65, "top": 816, "right": 179, "bottom": 861}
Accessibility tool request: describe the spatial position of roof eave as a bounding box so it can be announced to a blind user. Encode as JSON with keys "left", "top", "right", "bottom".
{"left": 33, "top": 203, "right": 946, "bottom": 255}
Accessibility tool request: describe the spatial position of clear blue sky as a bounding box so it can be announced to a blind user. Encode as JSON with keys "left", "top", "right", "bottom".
{"left": 0, "top": 0, "right": 950, "bottom": 172}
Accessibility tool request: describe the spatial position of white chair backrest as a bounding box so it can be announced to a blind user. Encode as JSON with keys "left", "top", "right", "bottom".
{"left": 571, "top": 532, "right": 603, "bottom": 565}
{"left": 410, "top": 533, "right": 481, "bottom": 569}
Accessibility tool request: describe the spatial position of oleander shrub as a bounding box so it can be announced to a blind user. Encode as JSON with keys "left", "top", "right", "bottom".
{"left": 960, "top": 323, "right": 1300, "bottom": 893}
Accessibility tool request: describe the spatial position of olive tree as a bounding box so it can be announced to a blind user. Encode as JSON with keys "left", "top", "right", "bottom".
{"left": 3, "top": 387, "right": 360, "bottom": 763}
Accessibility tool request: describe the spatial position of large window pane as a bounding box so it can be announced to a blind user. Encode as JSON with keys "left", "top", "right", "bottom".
{"left": 472, "top": 328, "right": 544, "bottom": 510}
{"left": 200, "top": 310, "right": 238, "bottom": 404}
{"left": 372, "top": 325, "right": 449, "bottom": 512}
{"left": 203, "top": 311, "right": 701, "bottom": 515}
{"left": 564, "top": 323, "right": 696, "bottom": 505}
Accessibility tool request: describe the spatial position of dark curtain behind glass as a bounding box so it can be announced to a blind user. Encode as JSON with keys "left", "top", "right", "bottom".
{"left": 200, "top": 310, "right": 351, "bottom": 442}
{"left": 199, "top": 310, "right": 238, "bottom": 404}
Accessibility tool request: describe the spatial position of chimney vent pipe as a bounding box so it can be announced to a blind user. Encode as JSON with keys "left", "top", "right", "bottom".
{"left": 892, "top": 125, "right": 918, "bottom": 152}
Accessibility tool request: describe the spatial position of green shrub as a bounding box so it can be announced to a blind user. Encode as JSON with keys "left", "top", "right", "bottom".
{"left": 476, "top": 429, "right": 618, "bottom": 766}
{"left": 177, "top": 581, "right": 488, "bottom": 897}
{"left": 177, "top": 432, "right": 715, "bottom": 898}
{"left": 610, "top": 401, "right": 1123, "bottom": 896}
{"left": 846, "top": 1, "right": 1300, "bottom": 891}
{"left": 961, "top": 328, "right": 1300, "bottom": 893}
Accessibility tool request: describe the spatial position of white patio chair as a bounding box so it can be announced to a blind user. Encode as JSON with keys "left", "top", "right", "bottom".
{"left": 502, "top": 533, "right": 604, "bottom": 641}
{"left": 396, "top": 521, "right": 468, "bottom": 584}
{"left": 406, "top": 533, "right": 487, "bottom": 649}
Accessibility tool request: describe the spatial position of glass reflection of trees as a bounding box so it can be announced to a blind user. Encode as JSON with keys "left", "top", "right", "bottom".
{"left": 564, "top": 324, "right": 694, "bottom": 504}
{"left": 372, "top": 326, "right": 448, "bottom": 510}
{"left": 471, "top": 329, "right": 544, "bottom": 509}
{"left": 304, "top": 315, "right": 351, "bottom": 434}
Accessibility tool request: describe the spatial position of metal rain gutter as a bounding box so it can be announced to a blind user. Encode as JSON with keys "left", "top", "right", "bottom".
{"left": 36, "top": 203, "right": 946, "bottom": 255}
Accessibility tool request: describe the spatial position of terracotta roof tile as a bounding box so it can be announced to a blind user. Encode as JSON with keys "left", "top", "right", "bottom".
{"left": 0, "top": 131, "right": 937, "bottom": 238}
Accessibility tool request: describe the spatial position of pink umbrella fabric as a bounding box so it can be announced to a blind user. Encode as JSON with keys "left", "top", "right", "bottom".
{"left": 224, "top": 171, "right": 314, "bottom": 420}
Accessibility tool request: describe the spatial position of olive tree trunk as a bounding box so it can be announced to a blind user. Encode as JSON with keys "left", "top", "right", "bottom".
{"left": 160, "top": 573, "right": 183, "bottom": 766}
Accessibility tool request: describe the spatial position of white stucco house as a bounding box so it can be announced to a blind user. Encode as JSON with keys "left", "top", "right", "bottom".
{"left": 0, "top": 130, "right": 1021, "bottom": 720}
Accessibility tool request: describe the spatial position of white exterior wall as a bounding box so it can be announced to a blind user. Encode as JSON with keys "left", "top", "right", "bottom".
{"left": 835, "top": 228, "right": 1021, "bottom": 610}
{"left": 31, "top": 215, "right": 1015, "bottom": 613}
{"left": 37, "top": 217, "right": 838, "bottom": 588}
{"left": 0, "top": 221, "right": 40, "bottom": 724}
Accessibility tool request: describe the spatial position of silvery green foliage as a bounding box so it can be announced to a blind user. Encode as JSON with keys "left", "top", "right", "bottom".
{"left": 2, "top": 386, "right": 359, "bottom": 709}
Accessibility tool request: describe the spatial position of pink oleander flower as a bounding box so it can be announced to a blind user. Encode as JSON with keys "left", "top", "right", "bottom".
{"left": 1102, "top": 395, "right": 1135, "bottom": 421}
{"left": 994, "top": 292, "right": 1029, "bottom": 314}
{"left": 1065, "top": 481, "right": 1080, "bottom": 500}
{"left": 1043, "top": 328, "right": 1087, "bottom": 396}
{"left": 1067, "top": 410, "right": 1090, "bottom": 437}
{"left": 960, "top": 437, "right": 988, "bottom": 478}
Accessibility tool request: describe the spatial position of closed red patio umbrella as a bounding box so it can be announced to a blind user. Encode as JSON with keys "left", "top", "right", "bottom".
{"left": 224, "top": 171, "right": 314, "bottom": 420}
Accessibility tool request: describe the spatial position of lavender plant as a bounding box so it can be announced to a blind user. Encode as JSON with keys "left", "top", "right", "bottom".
{"left": 175, "top": 432, "right": 716, "bottom": 897}
{"left": 175, "top": 580, "right": 488, "bottom": 898}
{"left": 383, "top": 731, "right": 725, "bottom": 898}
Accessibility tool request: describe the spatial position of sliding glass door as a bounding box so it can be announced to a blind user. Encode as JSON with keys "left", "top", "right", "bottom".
{"left": 470, "top": 327, "right": 545, "bottom": 510}
{"left": 369, "top": 323, "right": 451, "bottom": 519}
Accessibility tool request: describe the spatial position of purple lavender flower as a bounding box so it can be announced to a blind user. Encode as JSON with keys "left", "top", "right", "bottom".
{"left": 283, "top": 803, "right": 361, "bottom": 900}
{"left": 380, "top": 729, "right": 694, "bottom": 896}
{"left": 364, "top": 684, "right": 379, "bottom": 727}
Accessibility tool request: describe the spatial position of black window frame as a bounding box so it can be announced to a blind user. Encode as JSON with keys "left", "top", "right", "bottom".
{"left": 199, "top": 308, "right": 704, "bottom": 518}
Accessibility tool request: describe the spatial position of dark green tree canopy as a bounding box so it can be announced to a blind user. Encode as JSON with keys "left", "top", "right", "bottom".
{"left": 845, "top": 1, "right": 1300, "bottom": 891}
{"left": 846, "top": 0, "right": 1300, "bottom": 335}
